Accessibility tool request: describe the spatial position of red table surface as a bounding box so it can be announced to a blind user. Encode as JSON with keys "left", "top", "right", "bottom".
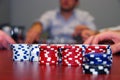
{"left": 0, "top": 50, "right": 120, "bottom": 80}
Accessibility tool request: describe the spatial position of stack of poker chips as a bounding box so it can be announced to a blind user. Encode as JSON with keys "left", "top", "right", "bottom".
{"left": 29, "top": 44, "right": 40, "bottom": 62}
{"left": 11, "top": 44, "right": 113, "bottom": 75}
{"left": 12, "top": 44, "right": 30, "bottom": 61}
{"left": 39, "top": 45, "right": 58, "bottom": 65}
{"left": 58, "top": 45, "right": 83, "bottom": 66}
{"left": 11, "top": 44, "right": 40, "bottom": 62}
{"left": 82, "top": 45, "right": 112, "bottom": 75}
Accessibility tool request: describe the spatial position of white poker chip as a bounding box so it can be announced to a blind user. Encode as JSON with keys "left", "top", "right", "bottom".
{"left": 12, "top": 44, "right": 30, "bottom": 61}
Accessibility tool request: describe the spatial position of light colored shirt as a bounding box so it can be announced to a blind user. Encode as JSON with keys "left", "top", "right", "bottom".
{"left": 37, "top": 9, "right": 96, "bottom": 43}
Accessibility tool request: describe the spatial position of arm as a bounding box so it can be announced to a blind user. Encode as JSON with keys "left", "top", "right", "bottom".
{"left": 73, "top": 25, "right": 98, "bottom": 42}
{"left": 73, "top": 10, "right": 97, "bottom": 41}
{"left": 25, "top": 22, "right": 43, "bottom": 44}
{"left": 25, "top": 11, "right": 53, "bottom": 44}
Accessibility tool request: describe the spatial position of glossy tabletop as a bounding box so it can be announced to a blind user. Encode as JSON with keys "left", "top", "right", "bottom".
{"left": 0, "top": 50, "right": 120, "bottom": 80}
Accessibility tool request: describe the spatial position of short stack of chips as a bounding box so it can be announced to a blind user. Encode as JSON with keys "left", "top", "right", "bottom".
{"left": 29, "top": 44, "right": 40, "bottom": 62}
{"left": 12, "top": 44, "right": 30, "bottom": 61}
{"left": 82, "top": 45, "right": 112, "bottom": 75}
{"left": 39, "top": 45, "right": 58, "bottom": 65}
{"left": 59, "top": 45, "right": 83, "bottom": 66}
{"left": 11, "top": 44, "right": 40, "bottom": 62}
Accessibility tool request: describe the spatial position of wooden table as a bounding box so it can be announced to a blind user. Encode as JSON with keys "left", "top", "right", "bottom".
{"left": 0, "top": 50, "right": 120, "bottom": 80}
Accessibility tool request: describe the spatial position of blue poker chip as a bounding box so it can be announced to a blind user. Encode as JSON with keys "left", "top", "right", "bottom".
{"left": 83, "top": 52, "right": 112, "bottom": 65}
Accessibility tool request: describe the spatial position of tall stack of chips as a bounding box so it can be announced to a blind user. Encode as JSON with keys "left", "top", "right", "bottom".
{"left": 82, "top": 45, "right": 112, "bottom": 75}
{"left": 59, "top": 45, "right": 83, "bottom": 66}
{"left": 39, "top": 45, "right": 58, "bottom": 65}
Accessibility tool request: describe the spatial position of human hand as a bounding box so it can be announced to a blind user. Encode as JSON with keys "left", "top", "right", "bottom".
{"left": 25, "top": 22, "right": 42, "bottom": 44}
{"left": 84, "top": 31, "right": 120, "bottom": 54}
{"left": 81, "top": 29, "right": 98, "bottom": 41}
{"left": 25, "top": 29, "right": 40, "bottom": 44}
{"left": 73, "top": 25, "right": 89, "bottom": 36}
{"left": 0, "top": 30, "right": 15, "bottom": 49}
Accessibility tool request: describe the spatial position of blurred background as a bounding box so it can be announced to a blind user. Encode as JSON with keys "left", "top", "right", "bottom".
{"left": 0, "top": 0, "right": 120, "bottom": 42}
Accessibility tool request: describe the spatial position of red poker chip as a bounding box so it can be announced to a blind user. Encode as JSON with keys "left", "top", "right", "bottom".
{"left": 60, "top": 45, "right": 83, "bottom": 66}
{"left": 40, "top": 56, "right": 58, "bottom": 61}
{"left": 40, "top": 60, "right": 58, "bottom": 65}
{"left": 85, "top": 45, "right": 107, "bottom": 54}
{"left": 62, "top": 59, "right": 82, "bottom": 66}
{"left": 40, "top": 45, "right": 58, "bottom": 51}
{"left": 39, "top": 45, "right": 58, "bottom": 65}
{"left": 59, "top": 45, "right": 81, "bottom": 49}
{"left": 39, "top": 44, "right": 84, "bottom": 66}
{"left": 63, "top": 53, "right": 82, "bottom": 59}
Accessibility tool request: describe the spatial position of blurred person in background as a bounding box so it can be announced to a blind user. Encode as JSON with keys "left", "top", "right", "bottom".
{"left": 0, "top": 30, "right": 15, "bottom": 49}
{"left": 25, "top": 0, "right": 97, "bottom": 44}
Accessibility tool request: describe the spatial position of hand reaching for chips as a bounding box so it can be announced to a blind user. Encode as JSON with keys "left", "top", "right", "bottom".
{"left": 0, "top": 30, "right": 15, "bottom": 49}
{"left": 84, "top": 31, "right": 120, "bottom": 54}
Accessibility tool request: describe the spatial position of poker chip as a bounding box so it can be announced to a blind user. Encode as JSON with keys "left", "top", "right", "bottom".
{"left": 82, "top": 45, "right": 112, "bottom": 75}
{"left": 11, "top": 44, "right": 30, "bottom": 61}
{"left": 29, "top": 44, "right": 40, "bottom": 62}
{"left": 59, "top": 45, "right": 84, "bottom": 66}
{"left": 39, "top": 45, "right": 58, "bottom": 65}
{"left": 83, "top": 45, "right": 112, "bottom": 55}
{"left": 83, "top": 45, "right": 112, "bottom": 65}
{"left": 82, "top": 64, "right": 111, "bottom": 75}
{"left": 83, "top": 52, "right": 112, "bottom": 65}
{"left": 11, "top": 43, "right": 113, "bottom": 75}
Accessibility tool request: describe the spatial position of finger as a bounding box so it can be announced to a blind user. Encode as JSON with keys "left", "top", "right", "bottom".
{"left": 92, "top": 31, "right": 119, "bottom": 44}
{"left": 0, "top": 38, "right": 9, "bottom": 49}
{"left": 2, "top": 36, "right": 14, "bottom": 49}
{"left": 5, "top": 35, "right": 16, "bottom": 44}
{"left": 111, "top": 43, "right": 120, "bottom": 54}
{"left": 1, "top": 31, "right": 16, "bottom": 44}
{"left": 91, "top": 33, "right": 111, "bottom": 44}
{"left": 84, "top": 36, "right": 95, "bottom": 44}
{"left": 25, "top": 37, "right": 34, "bottom": 44}
{"left": 25, "top": 31, "right": 38, "bottom": 43}
{"left": 25, "top": 34, "right": 36, "bottom": 44}
{"left": 91, "top": 35, "right": 101, "bottom": 44}
{"left": 2, "top": 40, "right": 9, "bottom": 49}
